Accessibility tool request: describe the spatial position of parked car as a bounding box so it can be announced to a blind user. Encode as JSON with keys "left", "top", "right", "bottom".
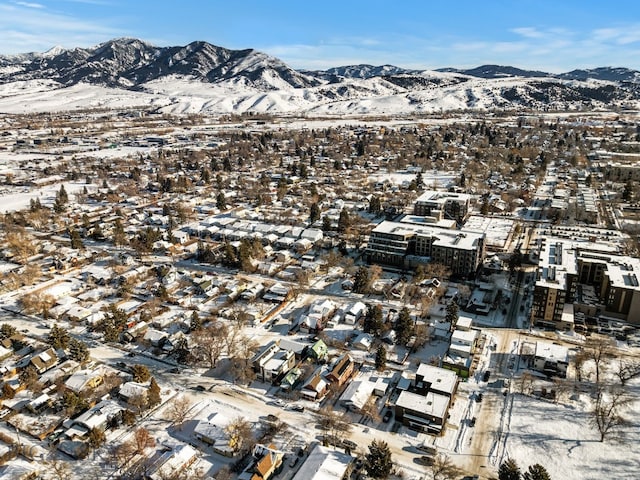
{"left": 342, "top": 440, "right": 357, "bottom": 450}
{"left": 415, "top": 455, "right": 435, "bottom": 466}
{"left": 382, "top": 410, "right": 393, "bottom": 423}
{"left": 416, "top": 444, "right": 437, "bottom": 455}
{"left": 290, "top": 404, "right": 305, "bottom": 412}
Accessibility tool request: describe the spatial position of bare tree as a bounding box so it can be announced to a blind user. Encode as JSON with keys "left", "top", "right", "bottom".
{"left": 214, "top": 466, "right": 233, "bottom": 480}
{"left": 360, "top": 397, "right": 382, "bottom": 424}
{"left": 131, "top": 427, "right": 156, "bottom": 455}
{"left": 590, "top": 385, "right": 631, "bottom": 442}
{"left": 573, "top": 349, "right": 589, "bottom": 383}
{"left": 5, "top": 227, "right": 39, "bottom": 264}
{"left": 317, "top": 406, "right": 352, "bottom": 441}
{"left": 225, "top": 416, "right": 254, "bottom": 454}
{"left": 20, "top": 290, "right": 55, "bottom": 317}
{"left": 192, "top": 322, "right": 228, "bottom": 368}
{"left": 128, "top": 392, "right": 149, "bottom": 416}
{"left": 166, "top": 395, "right": 193, "bottom": 429}
{"left": 109, "top": 441, "right": 136, "bottom": 470}
{"left": 583, "top": 338, "right": 614, "bottom": 384}
{"left": 615, "top": 359, "right": 640, "bottom": 386}
{"left": 44, "top": 457, "right": 72, "bottom": 480}
{"left": 429, "top": 453, "right": 462, "bottom": 480}
{"left": 230, "top": 335, "right": 259, "bottom": 385}
{"left": 518, "top": 371, "right": 534, "bottom": 395}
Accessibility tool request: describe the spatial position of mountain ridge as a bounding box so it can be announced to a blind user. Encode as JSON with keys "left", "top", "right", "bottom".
{"left": 0, "top": 38, "right": 639, "bottom": 115}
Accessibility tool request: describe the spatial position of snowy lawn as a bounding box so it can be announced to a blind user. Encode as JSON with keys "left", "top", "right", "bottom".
{"left": 504, "top": 385, "right": 640, "bottom": 480}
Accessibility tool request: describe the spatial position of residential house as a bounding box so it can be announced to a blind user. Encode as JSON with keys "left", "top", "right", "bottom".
{"left": 326, "top": 354, "right": 356, "bottom": 387}
{"left": 29, "top": 348, "right": 58, "bottom": 374}
{"left": 291, "top": 444, "right": 352, "bottom": 480}
{"left": 64, "top": 367, "right": 105, "bottom": 394}
{"left": 244, "top": 444, "right": 284, "bottom": 480}
{"left": 533, "top": 341, "right": 568, "bottom": 378}
{"left": 148, "top": 444, "right": 198, "bottom": 480}
{"left": 258, "top": 349, "right": 296, "bottom": 384}
{"left": 301, "top": 368, "right": 329, "bottom": 401}
{"left": 307, "top": 340, "right": 328, "bottom": 363}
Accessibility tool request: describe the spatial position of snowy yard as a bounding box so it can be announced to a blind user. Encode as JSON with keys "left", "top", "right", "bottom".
{"left": 504, "top": 385, "right": 640, "bottom": 480}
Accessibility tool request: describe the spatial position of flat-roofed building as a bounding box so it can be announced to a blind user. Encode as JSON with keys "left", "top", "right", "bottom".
{"left": 413, "top": 190, "right": 471, "bottom": 223}
{"left": 533, "top": 341, "right": 569, "bottom": 378}
{"left": 395, "top": 390, "right": 450, "bottom": 434}
{"left": 366, "top": 220, "right": 485, "bottom": 277}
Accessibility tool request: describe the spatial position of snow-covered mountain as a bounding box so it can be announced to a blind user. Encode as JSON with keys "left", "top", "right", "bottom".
{"left": 0, "top": 38, "right": 639, "bottom": 115}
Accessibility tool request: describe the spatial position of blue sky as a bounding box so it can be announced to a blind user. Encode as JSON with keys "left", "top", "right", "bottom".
{"left": 1, "top": 0, "right": 639, "bottom": 72}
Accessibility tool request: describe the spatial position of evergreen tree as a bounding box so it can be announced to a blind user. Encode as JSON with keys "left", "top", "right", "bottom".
{"left": 69, "top": 227, "right": 84, "bottom": 250}
{"left": 58, "top": 184, "right": 69, "bottom": 204}
{"left": 0, "top": 323, "right": 17, "bottom": 340}
{"left": 499, "top": 458, "right": 521, "bottom": 480}
{"left": 353, "top": 266, "right": 370, "bottom": 294}
{"left": 113, "top": 218, "right": 127, "bottom": 246}
{"left": 365, "top": 439, "right": 393, "bottom": 479}
{"left": 48, "top": 323, "right": 70, "bottom": 350}
{"left": 131, "top": 364, "right": 151, "bottom": 383}
{"left": 363, "top": 304, "right": 383, "bottom": 337}
{"left": 523, "top": 464, "right": 551, "bottom": 480}
{"left": 217, "top": 191, "right": 227, "bottom": 210}
{"left": 375, "top": 345, "right": 387, "bottom": 371}
{"left": 148, "top": 377, "right": 161, "bottom": 407}
{"left": 394, "top": 307, "right": 413, "bottom": 345}
{"left": 68, "top": 338, "right": 90, "bottom": 363}
{"left": 310, "top": 202, "right": 321, "bottom": 223}
{"left": 623, "top": 180, "right": 634, "bottom": 202}
{"left": 322, "top": 216, "right": 332, "bottom": 232}
{"left": 445, "top": 300, "right": 459, "bottom": 333}
{"left": 190, "top": 311, "right": 202, "bottom": 331}
{"left": 337, "top": 209, "right": 351, "bottom": 233}
{"left": 368, "top": 195, "right": 382, "bottom": 215}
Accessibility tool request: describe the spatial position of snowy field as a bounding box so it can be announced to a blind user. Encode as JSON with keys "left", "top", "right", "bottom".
{"left": 504, "top": 385, "right": 640, "bottom": 480}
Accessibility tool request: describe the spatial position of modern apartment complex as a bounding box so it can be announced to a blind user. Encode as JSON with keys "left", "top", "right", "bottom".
{"left": 366, "top": 220, "right": 485, "bottom": 276}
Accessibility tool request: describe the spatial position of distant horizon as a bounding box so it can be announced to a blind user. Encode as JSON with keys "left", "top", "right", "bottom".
{"left": 2, "top": 36, "right": 637, "bottom": 75}
{"left": 1, "top": 1, "right": 639, "bottom": 73}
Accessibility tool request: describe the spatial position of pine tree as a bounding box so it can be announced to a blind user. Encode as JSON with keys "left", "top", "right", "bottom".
{"left": 394, "top": 307, "right": 413, "bottom": 345}
{"left": 375, "top": 345, "right": 387, "bottom": 371}
{"left": 337, "top": 209, "right": 350, "bottom": 233}
{"left": 445, "top": 300, "right": 459, "bottom": 333}
{"left": 353, "top": 266, "right": 370, "bottom": 294}
{"left": 522, "top": 464, "right": 551, "bottom": 480}
{"left": 310, "top": 202, "right": 321, "bottom": 223}
{"left": 368, "top": 195, "right": 382, "bottom": 215}
{"left": 148, "top": 377, "right": 161, "bottom": 407}
{"left": 217, "top": 191, "right": 227, "bottom": 209}
{"left": 68, "top": 338, "right": 90, "bottom": 363}
{"left": 363, "top": 304, "right": 383, "bottom": 336}
{"left": 499, "top": 458, "right": 521, "bottom": 480}
{"left": 131, "top": 364, "right": 151, "bottom": 383}
{"left": 48, "top": 323, "right": 70, "bottom": 350}
{"left": 365, "top": 439, "right": 393, "bottom": 479}
{"left": 69, "top": 227, "right": 84, "bottom": 250}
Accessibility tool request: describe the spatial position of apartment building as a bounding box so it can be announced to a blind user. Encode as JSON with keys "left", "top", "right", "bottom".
{"left": 366, "top": 221, "right": 485, "bottom": 277}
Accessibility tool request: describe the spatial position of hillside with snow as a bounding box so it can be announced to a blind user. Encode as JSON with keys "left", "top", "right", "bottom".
{"left": 0, "top": 38, "right": 639, "bottom": 115}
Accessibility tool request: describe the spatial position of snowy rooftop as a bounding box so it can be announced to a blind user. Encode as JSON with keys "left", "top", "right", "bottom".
{"left": 291, "top": 444, "right": 352, "bottom": 480}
